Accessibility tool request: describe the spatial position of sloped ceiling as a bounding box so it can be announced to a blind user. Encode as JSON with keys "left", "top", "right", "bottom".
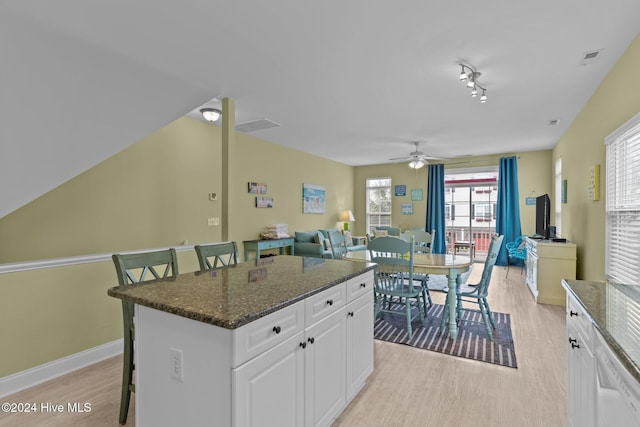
{"left": 1, "top": 1, "right": 639, "bottom": 219}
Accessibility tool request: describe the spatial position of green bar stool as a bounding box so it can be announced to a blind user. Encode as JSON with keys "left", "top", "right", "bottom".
{"left": 112, "top": 248, "right": 179, "bottom": 424}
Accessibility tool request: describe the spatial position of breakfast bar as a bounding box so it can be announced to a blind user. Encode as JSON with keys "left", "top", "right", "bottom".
{"left": 108, "top": 255, "right": 375, "bottom": 427}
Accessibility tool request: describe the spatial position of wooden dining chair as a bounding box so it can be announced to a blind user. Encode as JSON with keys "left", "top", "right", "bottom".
{"left": 112, "top": 248, "right": 179, "bottom": 424}
{"left": 369, "top": 235, "right": 426, "bottom": 339}
{"left": 440, "top": 234, "right": 504, "bottom": 340}
{"left": 400, "top": 229, "right": 436, "bottom": 308}
{"left": 194, "top": 241, "right": 239, "bottom": 271}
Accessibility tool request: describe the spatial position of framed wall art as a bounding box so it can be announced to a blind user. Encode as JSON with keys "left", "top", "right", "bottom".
{"left": 248, "top": 182, "right": 267, "bottom": 194}
{"left": 256, "top": 197, "right": 274, "bottom": 208}
{"left": 302, "top": 183, "right": 326, "bottom": 213}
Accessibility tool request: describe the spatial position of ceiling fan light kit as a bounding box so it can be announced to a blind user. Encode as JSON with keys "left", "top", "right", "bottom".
{"left": 458, "top": 63, "right": 488, "bottom": 103}
{"left": 388, "top": 142, "right": 446, "bottom": 169}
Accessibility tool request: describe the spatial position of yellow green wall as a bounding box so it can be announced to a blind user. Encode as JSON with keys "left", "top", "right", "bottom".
{"left": 553, "top": 33, "right": 640, "bottom": 281}
{"left": 354, "top": 151, "right": 552, "bottom": 237}
{"left": 0, "top": 116, "right": 353, "bottom": 377}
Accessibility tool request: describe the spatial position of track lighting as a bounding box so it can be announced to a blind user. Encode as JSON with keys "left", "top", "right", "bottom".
{"left": 458, "top": 63, "right": 488, "bottom": 103}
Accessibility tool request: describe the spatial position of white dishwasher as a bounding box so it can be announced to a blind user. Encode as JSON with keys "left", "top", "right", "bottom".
{"left": 594, "top": 329, "right": 640, "bottom": 426}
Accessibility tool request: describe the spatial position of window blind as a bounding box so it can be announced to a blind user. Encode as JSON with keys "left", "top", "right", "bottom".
{"left": 605, "top": 112, "right": 640, "bottom": 284}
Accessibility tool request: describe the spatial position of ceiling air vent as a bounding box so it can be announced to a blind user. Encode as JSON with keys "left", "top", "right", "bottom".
{"left": 235, "top": 118, "right": 280, "bottom": 133}
{"left": 579, "top": 49, "right": 604, "bottom": 66}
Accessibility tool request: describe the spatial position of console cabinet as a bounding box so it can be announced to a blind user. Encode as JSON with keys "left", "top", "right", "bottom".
{"left": 525, "top": 238, "right": 576, "bottom": 305}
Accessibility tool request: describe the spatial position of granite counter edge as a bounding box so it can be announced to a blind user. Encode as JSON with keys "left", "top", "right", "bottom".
{"left": 108, "top": 264, "right": 376, "bottom": 329}
{"left": 562, "top": 280, "right": 640, "bottom": 384}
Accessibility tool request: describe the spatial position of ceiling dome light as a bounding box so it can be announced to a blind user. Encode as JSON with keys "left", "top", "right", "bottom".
{"left": 408, "top": 159, "right": 426, "bottom": 169}
{"left": 200, "top": 108, "right": 222, "bottom": 122}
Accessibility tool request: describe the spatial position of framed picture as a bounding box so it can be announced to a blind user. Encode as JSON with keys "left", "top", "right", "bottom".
{"left": 402, "top": 203, "right": 413, "bottom": 215}
{"left": 395, "top": 185, "right": 406, "bottom": 196}
{"left": 411, "top": 189, "right": 423, "bottom": 201}
{"left": 303, "top": 183, "right": 326, "bottom": 213}
{"left": 248, "top": 182, "right": 267, "bottom": 194}
{"left": 256, "top": 197, "right": 273, "bottom": 208}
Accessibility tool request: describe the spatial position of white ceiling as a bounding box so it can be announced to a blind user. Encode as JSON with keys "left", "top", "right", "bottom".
{"left": 1, "top": 1, "right": 639, "bottom": 219}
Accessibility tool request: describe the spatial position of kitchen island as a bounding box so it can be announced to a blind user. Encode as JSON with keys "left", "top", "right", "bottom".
{"left": 108, "top": 255, "right": 376, "bottom": 427}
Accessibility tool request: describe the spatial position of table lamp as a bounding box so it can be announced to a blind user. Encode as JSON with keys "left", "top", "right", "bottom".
{"left": 339, "top": 210, "right": 355, "bottom": 231}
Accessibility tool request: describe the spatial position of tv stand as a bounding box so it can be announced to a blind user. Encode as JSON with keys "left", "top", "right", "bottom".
{"left": 525, "top": 237, "right": 576, "bottom": 305}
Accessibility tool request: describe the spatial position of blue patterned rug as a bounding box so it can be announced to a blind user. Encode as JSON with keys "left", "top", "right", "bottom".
{"left": 374, "top": 302, "right": 518, "bottom": 369}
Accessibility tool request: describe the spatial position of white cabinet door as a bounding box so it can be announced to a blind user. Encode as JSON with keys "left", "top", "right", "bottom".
{"left": 566, "top": 295, "right": 595, "bottom": 427}
{"left": 346, "top": 291, "right": 374, "bottom": 401}
{"left": 233, "top": 332, "right": 305, "bottom": 427}
{"left": 304, "top": 307, "right": 346, "bottom": 427}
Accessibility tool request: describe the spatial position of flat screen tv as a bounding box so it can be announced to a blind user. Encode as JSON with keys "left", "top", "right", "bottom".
{"left": 535, "top": 194, "right": 551, "bottom": 239}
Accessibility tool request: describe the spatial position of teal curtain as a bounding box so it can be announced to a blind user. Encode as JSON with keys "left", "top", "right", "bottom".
{"left": 495, "top": 156, "right": 522, "bottom": 265}
{"left": 426, "top": 164, "right": 446, "bottom": 253}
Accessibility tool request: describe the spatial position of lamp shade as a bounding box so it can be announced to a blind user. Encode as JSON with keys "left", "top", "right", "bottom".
{"left": 339, "top": 210, "right": 355, "bottom": 222}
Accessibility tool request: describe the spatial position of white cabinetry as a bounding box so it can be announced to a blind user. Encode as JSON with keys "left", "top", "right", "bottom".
{"left": 525, "top": 238, "right": 576, "bottom": 305}
{"left": 566, "top": 292, "right": 595, "bottom": 427}
{"left": 135, "top": 271, "right": 374, "bottom": 427}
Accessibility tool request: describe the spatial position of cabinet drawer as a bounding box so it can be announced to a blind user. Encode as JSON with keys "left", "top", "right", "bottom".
{"left": 306, "top": 284, "right": 346, "bottom": 326}
{"left": 566, "top": 294, "right": 593, "bottom": 350}
{"left": 233, "top": 301, "right": 305, "bottom": 367}
{"left": 346, "top": 272, "right": 374, "bottom": 303}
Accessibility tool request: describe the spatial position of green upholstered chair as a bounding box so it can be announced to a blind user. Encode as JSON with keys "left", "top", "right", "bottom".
{"left": 194, "top": 242, "right": 239, "bottom": 271}
{"left": 369, "top": 235, "right": 426, "bottom": 339}
{"left": 327, "top": 229, "right": 349, "bottom": 259}
{"left": 112, "top": 248, "right": 179, "bottom": 424}
{"left": 440, "top": 234, "right": 504, "bottom": 340}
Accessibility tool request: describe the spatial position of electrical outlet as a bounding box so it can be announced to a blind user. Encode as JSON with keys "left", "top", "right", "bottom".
{"left": 170, "top": 348, "right": 183, "bottom": 381}
{"left": 208, "top": 217, "right": 220, "bottom": 226}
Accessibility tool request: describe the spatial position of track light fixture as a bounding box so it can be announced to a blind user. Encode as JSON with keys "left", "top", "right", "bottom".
{"left": 458, "top": 64, "right": 488, "bottom": 103}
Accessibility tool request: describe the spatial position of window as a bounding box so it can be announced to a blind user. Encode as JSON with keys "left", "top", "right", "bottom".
{"left": 445, "top": 203, "right": 455, "bottom": 221}
{"left": 474, "top": 203, "right": 493, "bottom": 221}
{"left": 605, "top": 112, "right": 640, "bottom": 284}
{"left": 366, "top": 178, "right": 391, "bottom": 234}
{"left": 555, "top": 158, "right": 562, "bottom": 236}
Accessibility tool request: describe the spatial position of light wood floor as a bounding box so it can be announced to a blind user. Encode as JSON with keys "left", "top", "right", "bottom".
{"left": 1, "top": 265, "right": 567, "bottom": 427}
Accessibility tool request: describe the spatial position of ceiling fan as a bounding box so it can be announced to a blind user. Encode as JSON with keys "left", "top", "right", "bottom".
{"left": 389, "top": 142, "right": 447, "bottom": 169}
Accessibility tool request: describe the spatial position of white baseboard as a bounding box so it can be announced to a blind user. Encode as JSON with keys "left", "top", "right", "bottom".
{"left": 0, "top": 339, "right": 123, "bottom": 398}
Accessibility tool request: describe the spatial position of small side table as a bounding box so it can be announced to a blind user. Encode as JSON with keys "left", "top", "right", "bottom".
{"left": 243, "top": 238, "right": 295, "bottom": 261}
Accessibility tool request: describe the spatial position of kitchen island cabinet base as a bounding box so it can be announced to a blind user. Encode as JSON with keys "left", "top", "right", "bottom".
{"left": 133, "top": 272, "right": 374, "bottom": 427}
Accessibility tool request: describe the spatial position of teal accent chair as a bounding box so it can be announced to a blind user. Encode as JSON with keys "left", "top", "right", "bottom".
{"left": 194, "top": 242, "right": 239, "bottom": 271}
{"left": 440, "top": 234, "right": 504, "bottom": 340}
{"left": 369, "top": 235, "right": 426, "bottom": 339}
{"left": 327, "top": 229, "right": 349, "bottom": 259}
{"left": 505, "top": 236, "right": 527, "bottom": 278}
{"left": 112, "top": 249, "right": 179, "bottom": 425}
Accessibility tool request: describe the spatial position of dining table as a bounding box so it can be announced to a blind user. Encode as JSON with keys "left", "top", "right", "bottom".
{"left": 343, "top": 250, "right": 473, "bottom": 339}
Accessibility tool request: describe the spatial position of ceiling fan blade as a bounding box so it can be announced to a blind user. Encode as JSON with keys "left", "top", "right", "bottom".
{"left": 388, "top": 156, "right": 412, "bottom": 161}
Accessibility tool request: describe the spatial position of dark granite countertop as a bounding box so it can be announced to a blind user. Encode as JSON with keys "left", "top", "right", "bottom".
{"left": 563, "top": 279, "right": 640, "bottom": 383}
{"left": 108, "top": 255, "right": 375, "bottom": 329}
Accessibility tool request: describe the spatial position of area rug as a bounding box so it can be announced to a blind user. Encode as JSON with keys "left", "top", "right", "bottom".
{"left": 374, "top": 303, "right": 518, "bottom": 368}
